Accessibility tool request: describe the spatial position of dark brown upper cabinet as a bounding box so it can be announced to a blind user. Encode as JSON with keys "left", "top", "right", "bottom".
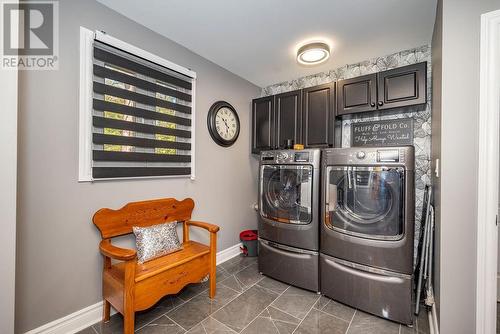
{"left": 252, "top": 96, "right": 274, "bottom": 154}
{"left": 275, "top": 90, "right": 302, "bottom": 149}
{"left": 336, "top": 62, "right": 427, "bottom": 117}
{"left": 377, "top": 62, "right": 427, "bottom": 110}
{"left": 337, "top": 73, "right": 377, "bottom": 116}
{"left": 302, "top": 83, "right": 335, "bottom": 148}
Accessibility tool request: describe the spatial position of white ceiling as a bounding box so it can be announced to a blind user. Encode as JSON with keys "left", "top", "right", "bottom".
{"left": 97, "top": 0, "right": 437, "bottom": 87}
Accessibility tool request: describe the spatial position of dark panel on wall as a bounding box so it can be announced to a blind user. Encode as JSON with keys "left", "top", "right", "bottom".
{"left": 302, "top": 83, "right": 335, "bottom": 147}
{"left": 337, "top": 73, "right": 377, "bottom": 115}
{"left": 378, "top": 62, "right": 427, "bottom": 110}
{"left": 252, "top": 96, "right": 275, "bottom": 153}
{"left": 275, "top": 89, "right": 302, "bottom": 148}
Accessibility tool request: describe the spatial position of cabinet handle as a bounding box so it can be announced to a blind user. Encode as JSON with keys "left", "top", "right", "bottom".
{"left": 370, "top": 102, "right": 376, "bottom": 107}
{"left": 378, "top": 101, "right": 384, "bottom": 106}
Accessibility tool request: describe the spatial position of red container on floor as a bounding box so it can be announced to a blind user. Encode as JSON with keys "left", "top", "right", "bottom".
{"left": 240, "top": 230, "right": 258, "bottom": 256}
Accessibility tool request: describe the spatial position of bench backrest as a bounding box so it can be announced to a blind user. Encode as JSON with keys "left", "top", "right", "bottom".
{"left": 93, "top": 198, "right": 195, "bottom": 239}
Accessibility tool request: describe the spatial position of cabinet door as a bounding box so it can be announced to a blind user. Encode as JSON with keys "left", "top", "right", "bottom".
{"left": 336, "top": 73, "right": 377, "bottom": 116}
{"left": 377, "top": 62, "right": 427, "bottom": 110}
{"left": 275, "top": 90, "right": 302, "bottom": 149}
{"left": 252, "top": 96, "right": 275, "bottom": 154}
{"left": 302, "top": 83, "right": 335, "bottom": 148}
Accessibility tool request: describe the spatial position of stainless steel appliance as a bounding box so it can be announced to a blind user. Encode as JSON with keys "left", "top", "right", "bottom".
{"left": 258, "top": 149, "right": 321, "bottom": 292}
{"left": 320, "top": 146, "right": 415, "bottom": 324}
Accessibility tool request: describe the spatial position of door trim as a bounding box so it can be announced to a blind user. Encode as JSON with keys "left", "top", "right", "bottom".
{"left": 0, "top": 6, "right": 18, "bottom": 333}
{"left": 477, "top": 9, "right": 500, "bottom": 334}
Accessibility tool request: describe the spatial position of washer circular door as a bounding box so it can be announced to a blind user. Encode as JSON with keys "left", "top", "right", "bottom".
{"left": 260, "top": 165, "right": 312, "bottom": 224}
{"left": 325, "top": 166, "right": 404, "bottom": 240}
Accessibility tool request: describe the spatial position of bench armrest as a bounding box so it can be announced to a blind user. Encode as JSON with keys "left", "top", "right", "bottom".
{"left": 99, "top": 240, "right": 136, "bottom": 261}
{"left": 186, "top": 220, "right": 220, "bottom": 233}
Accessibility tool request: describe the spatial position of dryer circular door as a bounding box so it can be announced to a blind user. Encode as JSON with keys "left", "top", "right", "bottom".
{"left": 324, "top": 166, "right": 405, "bottom": 240}
{"left": 260, "top": 165, "right": 312, "bottom": 224}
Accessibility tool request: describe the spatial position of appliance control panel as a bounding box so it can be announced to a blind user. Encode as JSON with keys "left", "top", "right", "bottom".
{"left": 294, "top": 152, "right": 310, "bottom": 162}
{"left": 324, "top": 146, "right": 414, "bottom": 169}
{"left": 377, "top": 149, "right": 400, "bottom": 162}
{"left": 260, "top": 150, "right": 319, "bottom": 166}
{"left": 343, "top": 148, "right": 407, "bottom": 164}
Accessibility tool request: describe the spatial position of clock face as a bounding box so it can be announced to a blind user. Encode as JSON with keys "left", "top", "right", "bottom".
{"left": 207, "top": 101, "right": 240, "bottom": 147}
{"left": 215, "top": 107, "right": 238, "bottom": 141}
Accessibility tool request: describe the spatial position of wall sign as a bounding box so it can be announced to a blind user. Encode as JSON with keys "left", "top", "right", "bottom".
{"left": 351, "top": 119, "right": 414, "bottom": 147}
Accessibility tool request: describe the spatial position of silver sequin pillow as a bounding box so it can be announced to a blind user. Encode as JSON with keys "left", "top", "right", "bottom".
{"left": 133, "top": 221, "right": 182, "bottom": 264}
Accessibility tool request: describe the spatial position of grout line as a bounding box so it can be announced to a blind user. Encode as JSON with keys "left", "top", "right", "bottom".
{"left": 134, "top": 302, "right": 182, "bottom": 332}
{"left": 217, "top": 259, "right": 257, "bottom": 284}
{"left": 91, "top": 325, "right": 99, "bottom": 334}
{"left": 216, "top": 275, "right": 265, "bottom": 312}
{"left": 238, "top": 285, "right": 291, "bottom": 334}
{"left": 345, "top": 309, "right": 356, "bottom": 334}
{"left": 235, "top": 259, "right": 259, "bottom": 273}
{"left": 165, "top": 314, "right": 189, "bottom": 332}
{"left": 291, "top": 292, "right": 321, "bottom": 334}
{"left": 253, "top": 277, "right": 288, "bottom": 295}
{"left": 267, "top": 304, "right": 303, "bottom": 323}
{"left": 167, "top": 281, "right": 215, "bottom": 313}
{"left": 219, "top": 279, "right": 243, "bottom": 294}
{"left": 270, "top": 317, "right": 282, "bottom": 333}
{"left": 315, "top": 307, "right": 352, "bottom": 325}
{"left": 234, "top": 275, "right": 248, "bottom": 290}
{"left": 266, "top": 311, "right": 301, "bottom": 327}
{"left": 319, "top": 297, "right": 331, "bottom": 311}
{"left": 135, "top": 313, "right": 166, "bottom": 332}
{"left": 243, "top": 309, "right": 270, "bottom": 331}
{"left": 200, "top": 318, "right": 209, "bottom": 334}
{"left": 165, "top": 299, "right": 189, "bottom": 316}
{"left": 210, "top": 316, "right": 239, "bottom": 334}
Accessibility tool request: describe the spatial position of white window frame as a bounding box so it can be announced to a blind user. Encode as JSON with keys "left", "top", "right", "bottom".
{"left": 78, "top": 27, "right": 196, "bottom": 182}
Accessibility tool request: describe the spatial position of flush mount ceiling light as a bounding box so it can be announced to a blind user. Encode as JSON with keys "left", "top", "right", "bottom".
{"left": 296, "top": 42, "right": 330, "bottom": 65}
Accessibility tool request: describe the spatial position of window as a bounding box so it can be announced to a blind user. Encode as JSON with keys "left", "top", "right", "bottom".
{"left": 79, "top": 28, "right": 196, "bottom": 181}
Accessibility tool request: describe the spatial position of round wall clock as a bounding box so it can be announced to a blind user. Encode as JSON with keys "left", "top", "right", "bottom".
{"left": 207, "top": 101, "right": 240, "bottom": 147}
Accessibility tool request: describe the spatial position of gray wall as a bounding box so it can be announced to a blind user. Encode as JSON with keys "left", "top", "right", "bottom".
{"left": 430, "top": 0, "right": 442, "bottom": 318}
{"left": 432, "top": 0, "right": 500, "bottom": 332}
{"left": 0, "top": 38, "right": 18, "bottom": 334}
{"left": 16, "top": 0, "right": 260, "bottom": 332}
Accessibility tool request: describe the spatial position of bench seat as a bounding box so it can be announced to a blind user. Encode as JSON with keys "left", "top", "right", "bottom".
{"left": 109, "top": 241, "right": 210, "bottom": 283}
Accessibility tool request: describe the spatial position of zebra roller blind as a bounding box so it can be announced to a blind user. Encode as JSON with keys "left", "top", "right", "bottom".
{"left": 92, "top": 41, "right": 194, "bottom": 179}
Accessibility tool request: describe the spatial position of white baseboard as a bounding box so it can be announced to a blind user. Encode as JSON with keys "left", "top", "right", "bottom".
{"left": 216, "top": 242, "right": 242, "bottom": 265}
{"left": 24, "top": 302, "right": 103, "bottom": 334}
{"left": 25, "top": 243, "right": 242, "bottom": 334}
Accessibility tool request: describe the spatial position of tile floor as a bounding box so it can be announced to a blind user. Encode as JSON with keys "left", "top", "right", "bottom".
{"left": 78, "top": 255, "right": 430, "bottom": 334}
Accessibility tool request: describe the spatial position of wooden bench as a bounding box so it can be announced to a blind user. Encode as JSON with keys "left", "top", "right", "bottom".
{"left": 92, "top": 198, "right": 219, "bottom": 334}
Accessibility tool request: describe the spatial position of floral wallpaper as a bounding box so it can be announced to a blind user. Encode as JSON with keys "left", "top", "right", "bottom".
{"left": 262, "top": 45, "right": 432, "bottom": 263}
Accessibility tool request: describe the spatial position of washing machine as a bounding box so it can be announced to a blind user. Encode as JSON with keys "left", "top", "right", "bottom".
{"left": 320, "top": 146, "right": 415, "bottom": 325}
{"left": 258, "top": 149, "right": 320, "bottom": 292}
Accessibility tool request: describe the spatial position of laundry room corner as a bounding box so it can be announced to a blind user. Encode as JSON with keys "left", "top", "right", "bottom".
{"left": 262, "top": 45, "right": 433, "bottom": 259}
